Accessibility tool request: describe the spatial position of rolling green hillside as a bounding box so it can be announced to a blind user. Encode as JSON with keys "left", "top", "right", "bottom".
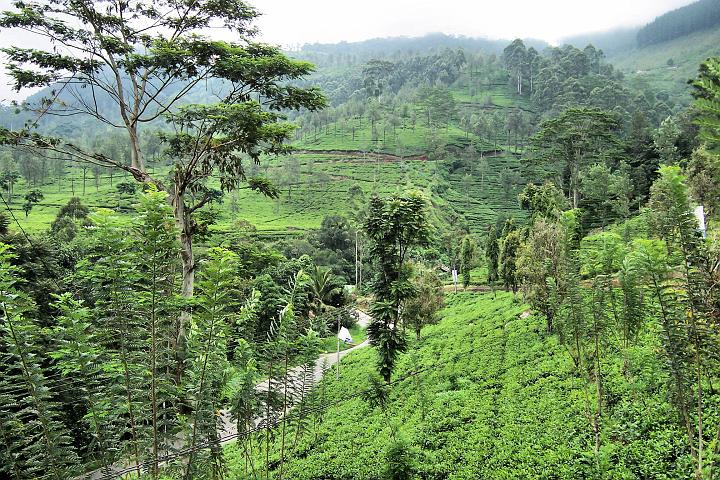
{"left": 228, "top": 292, "right": 688, "bottom": 479}
{"left": 3, "top": 76, "right": 530, "bottom": 237}
{"left": 608, "top": 25, "right": 720, "bottom": 105}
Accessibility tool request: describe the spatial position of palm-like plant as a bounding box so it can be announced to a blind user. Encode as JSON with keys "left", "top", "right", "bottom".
{"left": 308, "top": 265, "right": 341, "bottom": 315}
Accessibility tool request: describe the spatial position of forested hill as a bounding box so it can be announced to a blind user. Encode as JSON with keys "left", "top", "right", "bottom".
{"left": 607, "top": 23, "right": 720, "bottom": 106}
{"left": 292, "top": 33, "right": 549, "bottom": 68}
{"left": 636, "top": 0, "right": 720, "bottom": 47}
{"left": 560, "top": 27, "right": 639, "bottom": 55}
{"left": 0, "top": 35, "right": 689, "bottom": 238}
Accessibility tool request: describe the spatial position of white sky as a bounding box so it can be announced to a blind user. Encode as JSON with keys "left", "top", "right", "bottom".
{"left": 253, "top": 0, "right": 697, "bottom": 47}
{"left": 0, "top": 0, "right": 698, "bottom": 102}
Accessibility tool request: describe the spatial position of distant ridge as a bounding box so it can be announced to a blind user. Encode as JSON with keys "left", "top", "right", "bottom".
{"left": 560, "top": 26, "right": 640, "bottom": 55}
{"left": 637, "top": 0, "right": 720, "bottom": 47}
{"left": 294, "top": 33, "right": 549, "bottom": 61}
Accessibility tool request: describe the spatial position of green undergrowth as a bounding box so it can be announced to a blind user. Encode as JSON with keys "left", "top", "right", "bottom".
{"left": 227, "top": 291, "right": 691, "bottom": 479}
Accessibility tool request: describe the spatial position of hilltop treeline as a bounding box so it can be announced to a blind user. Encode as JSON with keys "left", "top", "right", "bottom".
{"left": 292, "top": 33, "right": 548, "bottom": 68}
{"left": 637, "top": 0, "right": 720, "bottom": 47}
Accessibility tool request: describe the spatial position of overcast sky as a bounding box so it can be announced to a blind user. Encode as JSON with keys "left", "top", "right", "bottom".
{"left": 253, "top": 0, "right": 696, "bottom": 47}
{"left": 0, "top": 0, "right": 698, "bottom": 101}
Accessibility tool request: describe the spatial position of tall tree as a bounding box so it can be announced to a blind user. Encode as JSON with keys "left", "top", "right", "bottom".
{"left": 0, "top": 245, "right": 79, "bottom": 479}
{"left": 691, "top": 57, "right": 720, "bottom": 147}
{"left": 529, "top": 107, "right": 622, "bottom": 209}
{"left": 0, "top": 0, "right": 325, "bottom": 357}
{"left": 503, "top": 39, "right": 527, "bottom": 95}
{"left": 485, "top": 224, "right": 500, "bottom": 283}
{"left": 403, "top": 264, "right": 444, "bottom": 340}
{"left": 184, "top": 248, "right": 238, "bottom": 479}
{"left": 648, "top": 166, "right": 719, "bottom": 478}
{"left": 364, "top": 192, "right": 431, "bottom": 381}
{"left": 460, "top": 235, "right": 478, "bottom": 288}
{"left": 498, "top": 219, "right": 522, "bottom": 294}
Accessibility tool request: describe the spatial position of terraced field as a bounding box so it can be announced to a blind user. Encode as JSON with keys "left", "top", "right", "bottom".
{"left": 8, "top": 80, "right": 529, "bottom": 236}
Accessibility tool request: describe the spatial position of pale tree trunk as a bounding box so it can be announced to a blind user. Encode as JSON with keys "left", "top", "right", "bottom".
{"left": 171, "top": 191, "right": 194, "bottom": 379}
{"left": 571, "top": 155, "right": 580, "bottom": 210}
{"left": 128, "top": 124, "right": 146, "bottom": 172}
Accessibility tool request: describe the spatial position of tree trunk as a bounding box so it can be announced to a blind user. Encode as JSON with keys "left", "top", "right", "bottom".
{"left": 128, "top": 124, "right": 146, "bottom": 172}
{"left": 572, "top": 163, "right": 579, "bottom": 210}
{"left": 172, "top": 192, "right": 194, "bottom": 379}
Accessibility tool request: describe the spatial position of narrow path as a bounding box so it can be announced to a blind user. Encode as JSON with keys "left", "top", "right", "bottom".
{"left": 81, "top": 310, "right": 372, "bottom": 479}
{"left": 218, "top": 310, "right": 371, "bottom": 437}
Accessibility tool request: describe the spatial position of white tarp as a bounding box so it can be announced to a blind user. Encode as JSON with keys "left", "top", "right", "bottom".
{"left": 338, "top": 326, "right": 353, "bottom": 343}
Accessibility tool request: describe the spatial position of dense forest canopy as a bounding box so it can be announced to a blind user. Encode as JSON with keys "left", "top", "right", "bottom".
{"left": 291, "top": 33, "right": 549, "bottom": 69}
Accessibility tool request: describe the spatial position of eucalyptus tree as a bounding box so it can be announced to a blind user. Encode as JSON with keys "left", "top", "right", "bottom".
{"left": 404, "top": 264, "right": 444, "bottom": 340}
{"left": 363, "top": 60, "right": 395, "bottom": 98}
{"left": 503, "top": 39, "right": 527, "bottom": 95}
{"left": 364, "top": 192, "right": 431, "bottom": 381}
{"left": 0, "top": 0, "right": 326, "bottom": 328}
{"left": 529, "top": 107, "right": 622, "bottom": 209}
{"left": 485, "top": 224, "right": 500, "bottom": 283}
{"left": 518, "top": 218, "right": 565, "bottom": 333}
{"left": 459, "top": 235, "right": 478, "bottom": 288}
{"left": 498, "top": 219, "right": 522, "bottom": 294}
{"left": 22, "top": 189, "right": 43, "bottom": 217}
{"left": 0, "top": 169, "right": 20, "bottom": 203}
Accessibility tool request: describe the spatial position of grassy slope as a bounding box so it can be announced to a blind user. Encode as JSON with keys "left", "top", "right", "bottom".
{"left": 10, "top": 80, "right": 528, "bottom": 236}
{"left": 228, "top": 292, "right": 687, "bottom": 479}
{"left": 608, "top": 26, "right": 720, "bottom": 105}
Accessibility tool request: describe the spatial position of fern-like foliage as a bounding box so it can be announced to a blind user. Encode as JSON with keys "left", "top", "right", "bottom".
{"left": 49, "top": 293, "right": 116, "bottom": 473}
{"left": 135, "top": 189, "right": 183, "bottom": 474}
{"left": 690, "top": 57, "right": 720, "bottom": 146}
{"left": 184, "top": 247, "right": 239, "bottom": 479}
{"left": 0, "top": 244, "right": 79, "bottom": 479}
{"left": 77, "top": 208, "right": 147, "bottom": 472}
{"left": 646, "top": 166, "right": 720, "bottom": 473}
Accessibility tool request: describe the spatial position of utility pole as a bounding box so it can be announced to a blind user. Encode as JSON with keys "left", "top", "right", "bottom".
{"left": 336, "top": 313, "right": 341, "bottom": 380}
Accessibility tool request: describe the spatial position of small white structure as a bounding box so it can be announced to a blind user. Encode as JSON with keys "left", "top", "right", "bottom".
{"left": 338, "top": 326, "right": 353, "bottom": 344}
{"left": 694, "top": 205, "right": 707, "bottom": 238}
{"left": 452, "top": 269, "right": 458, "bottom": 292}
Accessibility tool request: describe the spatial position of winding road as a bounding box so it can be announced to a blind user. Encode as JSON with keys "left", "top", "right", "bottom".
{"left": 218, "top": 309, "right": 371, "bottom": 437}
{"left": 83, "top": 310, "right": 372, "bottom": 479}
